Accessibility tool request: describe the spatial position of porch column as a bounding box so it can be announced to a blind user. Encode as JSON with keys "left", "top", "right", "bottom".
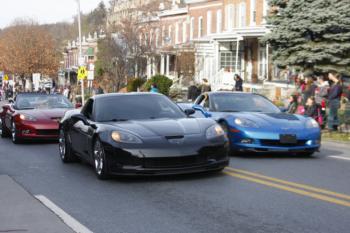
{"left": 152, "top": 57, "right": 156, "bottom": 76}
{"left": 147, "top": 57, "right": 152, "bottom": 79}
{"left": 134, "top": 63, "right": 138, "bottom": 78}
{"left": 235, "top": 39, "right": 240, "bottom": 74}
{"left": 266, "top": 43, "right": 269, "bottom": 81}
{"left": 166, "top": 54, "right": 170, "bottom": 76}
{"left": 160, "top": 54, "right": 165, "bottom": 75}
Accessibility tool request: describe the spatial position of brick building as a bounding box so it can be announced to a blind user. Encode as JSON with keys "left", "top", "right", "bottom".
{"left": 108, "top": 0, "right": 280, "bottom": 93}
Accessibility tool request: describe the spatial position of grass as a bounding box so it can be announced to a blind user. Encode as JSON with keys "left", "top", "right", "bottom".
{"left": 322, "top": 131, "right": 350, "bottom": 143}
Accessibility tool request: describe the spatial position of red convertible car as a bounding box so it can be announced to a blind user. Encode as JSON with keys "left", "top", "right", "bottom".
{"left": 0, "top": 93, "right": 74, "bottom": 143}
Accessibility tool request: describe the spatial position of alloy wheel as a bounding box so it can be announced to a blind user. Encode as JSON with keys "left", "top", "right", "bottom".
{"left": 59, "top": 130, "right": 66, "bottom": 160}
{"left": 94, "top": 141, "right": 104, "bottom": 175}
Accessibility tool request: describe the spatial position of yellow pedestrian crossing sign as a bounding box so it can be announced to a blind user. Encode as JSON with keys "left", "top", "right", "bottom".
{"left": 78, "top": 66, "right": 87, "bottom": 80}
{"left": 3, "top": 74, "right": 9, "bottom": 81}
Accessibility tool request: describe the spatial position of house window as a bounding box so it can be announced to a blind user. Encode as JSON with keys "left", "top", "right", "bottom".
{"left": 219, "top": 42, "right": 242, "bottom": 71}
{"left": 162, "top": 26, "right": 165, "bottom": 45}
{"left": 182, "top": 21, "right": 187, "bottom": 43}
{"left": 262, "top": 0, "right": 269, "bottom": 24}
{"left": 225, "top": 4, "right": 234, "bottom": 30}
{"left": 198, "top": 16, "right": 203, "bottom": 38}
{"left": 190, "top": 17, "right": 194, "bottom": 40}
{"left": 175, "top": 22, "right": 179, "bottom": 44}
{"left": 168, "top": 25, "right": 172, "bottom": 43}
{"left": 207, "top": 11, "right": 212, "bottom": 35}
{"left": 216, "top": 9, "right": 222, "bottom": 33}
{"left": 250, "top": 0, "right": 256, "bottom": 26}
{"left": 155, "top": 29, "right": 159, "bottom": 47}
{"left": 239, "top": 2, "right": 246, "bottom": 27}
{"left": 258, "top": 45, "right": 267, "bottom": 79}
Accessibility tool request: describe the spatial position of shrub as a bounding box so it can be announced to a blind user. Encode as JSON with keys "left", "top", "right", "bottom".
{"left": 144, "top": 75, "right": 173, "bottom": 96}
{"left": 127, "top": 77, "right": 146, "bottom": 92}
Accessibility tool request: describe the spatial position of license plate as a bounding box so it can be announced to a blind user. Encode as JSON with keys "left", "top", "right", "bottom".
{"left": 280, "top": 134, "right": 297, "bottom": 144}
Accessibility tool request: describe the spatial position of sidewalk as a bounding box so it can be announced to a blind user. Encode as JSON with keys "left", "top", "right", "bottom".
{"left": 0, "top": 175, "right": 74, "bottom": 233}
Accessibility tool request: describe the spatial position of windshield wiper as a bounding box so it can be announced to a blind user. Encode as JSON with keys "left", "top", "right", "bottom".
{"left": 220, "top": 110, "right": 240, "bottom": 112}
{"left": 19, "top": 107, "right": 35, "bottom": 110}
{"left": 110, "top": 119, "right": 128, "bottom": 122}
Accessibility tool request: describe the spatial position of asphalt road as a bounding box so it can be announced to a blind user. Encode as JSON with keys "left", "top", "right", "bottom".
{"left": 0, "top": 137, "right": 349, "bottom": 233}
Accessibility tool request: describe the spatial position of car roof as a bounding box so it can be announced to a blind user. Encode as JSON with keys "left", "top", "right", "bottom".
{"left": 204, "top": 91, "right": 258, "bottom": 96}
{"left": 16, "top": 92, "right": 63, "bottom": 96}
{"left": 92, "top": 92, "right": 162, "bottom": 100}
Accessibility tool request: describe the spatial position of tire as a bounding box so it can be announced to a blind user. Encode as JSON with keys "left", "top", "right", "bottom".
{"left": 93, "top": 139, "right": 109, "bottom": 180}
{"left": 11, "top": 121, "right": 21, "bottom": 144}
{"left": 299, "top": 151, "right": 315, "bottom": 157}
{"left": 59, "top": 129, "right": 79, "bottom": 163}
{"left": 219, "top": 121, "right": 234, "bottom": 155}
{"left": 0, "top": 118, "right": 10, "bottom": 138}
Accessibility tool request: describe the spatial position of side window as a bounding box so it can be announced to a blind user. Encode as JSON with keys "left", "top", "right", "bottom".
{"left": 204, "top": 96, "right": 210, "bottom": 109}
{"left": 81, "top": 99, "right": 94, "bottom": 120}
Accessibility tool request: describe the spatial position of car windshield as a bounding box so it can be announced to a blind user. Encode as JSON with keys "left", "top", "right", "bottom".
{"left": 211, "top": 93, "right": 281, "bottom": 113}
{"left": 95, "top": 94, "right": 186, "bottom": 122}
{"left": 15, "top": 94, "right": 73, "bottom": 110}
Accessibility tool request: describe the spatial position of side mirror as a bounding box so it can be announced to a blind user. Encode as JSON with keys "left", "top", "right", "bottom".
{"left": 193, "top": 105, "right": 212, "bottom": 118}
{"left": 75, "top": 103, "right": 82, "bottom": 109}
{"left": 184, "top": 108, "right": 195, "bottom": 116}
{"left": 279, "top": 107, "right": 288, "bottom": 113}
{"left": 71, "top": 114, "right": 89, "bottom": 125}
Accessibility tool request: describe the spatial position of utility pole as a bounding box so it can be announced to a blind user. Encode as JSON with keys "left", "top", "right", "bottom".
{"left": 76, "top": 0, "right": 85, "bottom": 105}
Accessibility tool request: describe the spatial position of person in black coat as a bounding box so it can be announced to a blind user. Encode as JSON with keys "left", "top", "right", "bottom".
{"left": 234, "top": 74, "right": 243, "bottom": 92}
{"left": 187, "top": 81, "right": 199, "bottom": 101}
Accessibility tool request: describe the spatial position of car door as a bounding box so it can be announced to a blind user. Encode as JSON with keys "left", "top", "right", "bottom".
{"left": 71, "top": 99, "right": 95, "bottom": 159}
{"left": 194, "top": 94, "right": 211, "bottom": 117}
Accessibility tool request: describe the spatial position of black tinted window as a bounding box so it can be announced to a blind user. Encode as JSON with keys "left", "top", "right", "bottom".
{"left": 95, "top": 94, "right": 186, "bottom": 122}
{"left": 15, "top": 94, "right": 73, "bottom": 110}
{"left": 211, "top": 93, "right": 280, "bottom": 113}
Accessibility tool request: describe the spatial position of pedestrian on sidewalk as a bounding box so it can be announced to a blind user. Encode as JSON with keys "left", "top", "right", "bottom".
{"left": 327, "top": 71, "right": 343, "bottom": 131}
{"left": 187, "top": 81, "right": 200, "bottom": 101}
{"left": 287, "top": 94, "right": 299, "bottom": 114}
{"left": 305, "top": 96, "right": 319, "bottom": 119}
{"left": 150, "top": 83, "right": 159, "bottom": 93}
{"left": 201, "top": 79, "right": 211, "bottom": 93}
{"left": 234, "top": 74, "right": 243, "bottom": 92}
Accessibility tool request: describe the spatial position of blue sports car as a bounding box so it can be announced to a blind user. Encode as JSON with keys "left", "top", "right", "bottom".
{"left": 191, "top": 92, "right": 321, "bottom": 156}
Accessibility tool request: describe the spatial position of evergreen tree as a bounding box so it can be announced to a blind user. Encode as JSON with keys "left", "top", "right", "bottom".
{"left": 263, "top": 0, "right": 350, "bottom": 75}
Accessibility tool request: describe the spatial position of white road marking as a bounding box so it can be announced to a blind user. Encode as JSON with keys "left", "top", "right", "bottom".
{"left": 329, "top": 156, "right": 350, "bottom": 161}
{"left": 35, "top": 195, "right": 93, "bottom": 233}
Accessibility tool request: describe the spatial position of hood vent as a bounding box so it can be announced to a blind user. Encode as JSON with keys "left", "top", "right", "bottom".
{"left": 264, "top": 113, "right": 299, "bottom": 121}
{"left": 165, "top": 135, "right": 184, "bottom": 140}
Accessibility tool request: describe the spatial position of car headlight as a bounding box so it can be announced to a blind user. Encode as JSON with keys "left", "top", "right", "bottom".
{"left": 206, "top": 124, "right": 225, "bottom": 139}
{"left": 19, "top": 114, "right": 37, "bottom": 121}
{"left": 111, "top": 131, "right": 142, "bottom": 144}
{"left": 234, "top": 118, "right": 259, "bottom": 128}
{"left": 305, "top": 118, "right": 319, "bottom": 128}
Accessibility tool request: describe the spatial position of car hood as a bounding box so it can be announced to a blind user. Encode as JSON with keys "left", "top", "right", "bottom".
{"left": 104, "top": 118, "right": 213, "bottom": 137}
{"left": 19, "top": 108, "right": 72, "bottom": 120}
{"left": 215, "top": 112, "right": 307, "bottom": 129}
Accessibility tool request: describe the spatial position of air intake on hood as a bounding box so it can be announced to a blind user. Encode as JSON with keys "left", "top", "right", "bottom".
{"left": 165, "top": 135, "right": 184, "bottom": 140}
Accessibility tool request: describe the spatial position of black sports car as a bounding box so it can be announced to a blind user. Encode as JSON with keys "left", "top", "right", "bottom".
{"left": 59, "top": 93, "right": 229, "bottom": 179}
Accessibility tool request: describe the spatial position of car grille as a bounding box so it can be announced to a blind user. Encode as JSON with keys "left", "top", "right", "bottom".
{"left": 143, "top": 155, "right": 209, "bottom": 169}
{"left": 260, "top": 139, "right": 307, "bottom": 147}
{"left": 36, "top": 129, "right": 59, "bottom": 136}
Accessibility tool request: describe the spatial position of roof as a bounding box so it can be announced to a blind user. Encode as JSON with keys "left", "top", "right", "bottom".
{"left": 92, "top": 92, "right": 162, "bottom": 100}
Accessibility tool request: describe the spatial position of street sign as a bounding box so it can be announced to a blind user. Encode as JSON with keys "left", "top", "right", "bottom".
{"left": 78, "top": 66, "right": 87, "bottom": 80}
{"left": 3, "top": 75, "right": 9, "bottom": 81}
{"left": 87, "top": 71, "right": 94, "bottom": 81}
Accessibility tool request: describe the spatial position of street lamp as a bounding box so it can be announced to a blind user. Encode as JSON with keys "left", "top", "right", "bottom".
{"left": 76, "top": 0, "right": 85, "bottom": 105}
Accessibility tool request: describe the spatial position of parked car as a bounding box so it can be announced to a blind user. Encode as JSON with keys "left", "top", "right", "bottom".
{"left": 59, "top": 93, "right": 229, "bottom": 179}
{"left": 0, "top": 93, "right": 74, "bottom": 143}
{"left": 192, "top": 92, "right": 321, "bottom": 156}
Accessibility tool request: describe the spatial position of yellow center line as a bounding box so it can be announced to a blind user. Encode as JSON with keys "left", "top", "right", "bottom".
{"left": 223, "top": 171, "right": 350, "bottom": 208}
{"left": 225, "top": 167, "right": 350, "bottom": 201}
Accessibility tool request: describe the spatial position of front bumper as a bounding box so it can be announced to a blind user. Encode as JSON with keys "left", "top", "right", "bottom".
{"left": 103, "top": 143, "right": 230, "bottom": 176}
{"left": 15, "top": 121, "right": 59, "bottom": 140}
{"left": 229, "top": 129, "right": 321, "bottom": 153}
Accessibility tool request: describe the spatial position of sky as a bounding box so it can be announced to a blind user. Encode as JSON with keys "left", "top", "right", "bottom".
{"left": 0, "top": 0, "right": 109, "bottom": 29}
